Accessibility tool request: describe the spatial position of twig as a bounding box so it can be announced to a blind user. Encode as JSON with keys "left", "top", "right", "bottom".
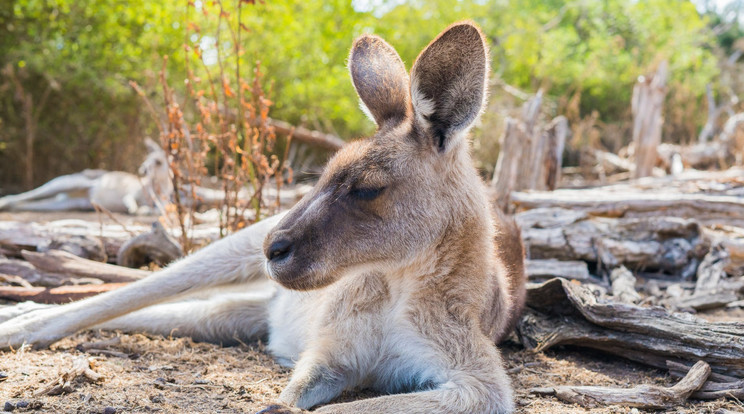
{"left": 530, "top": 361, "right": 711, "bottom": 409}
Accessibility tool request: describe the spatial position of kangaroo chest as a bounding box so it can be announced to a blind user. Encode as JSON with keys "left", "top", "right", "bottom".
{"left": 266, "top": 273, "right": 450, "bottom": 393}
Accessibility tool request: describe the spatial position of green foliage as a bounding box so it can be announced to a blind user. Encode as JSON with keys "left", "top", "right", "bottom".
{"left": 0, "top": 0, "right": 729, "bottom": 189}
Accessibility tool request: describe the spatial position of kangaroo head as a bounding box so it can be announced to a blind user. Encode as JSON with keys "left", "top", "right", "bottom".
{"left": 264, "top": 22, "right": 490, "bottom": 290}
{"left": 139, "top": 137, "right": 174, "bottom": 200}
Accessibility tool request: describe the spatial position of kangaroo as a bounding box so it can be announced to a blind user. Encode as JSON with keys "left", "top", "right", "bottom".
{"left": 0, "top": 138, "right": 173, "bottom": 214}
{"left": 0, "top": 22, "right": 526, "bottom": 413}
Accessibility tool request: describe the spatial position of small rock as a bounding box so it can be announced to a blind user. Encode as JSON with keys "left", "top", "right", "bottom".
{"left": 149, "top": 394, "right": 164, "bottom": 404}
{"left": 103, "top": 407, "right": 117, "bottom": 414}
{"left": 0, "top": 372, "right": 8, "bottom": 382}
{"left": 4, "top": 401, "right": 15, "bottom": 411}
{"left": 15, "top": 401, "right": 28, "bottom": 409}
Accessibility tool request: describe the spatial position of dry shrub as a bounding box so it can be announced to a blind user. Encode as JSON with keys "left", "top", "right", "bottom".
{"left": 132, "top": 0, "right": 290, "bottom": 251}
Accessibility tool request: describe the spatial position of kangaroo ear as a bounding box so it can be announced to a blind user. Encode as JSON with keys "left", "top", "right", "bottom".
{"left": 410, "top": 22, "right": 488, "bottom": 152}
{"left": 349, "top": 35, "right": 411, "bottom": 128}
{"left": 144, "top": 137, "right": 162, "bottom": 154}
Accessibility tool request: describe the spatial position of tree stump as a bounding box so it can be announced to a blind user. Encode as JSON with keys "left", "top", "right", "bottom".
{"left": 632, "top": 61, "right": 668, "bottom": 179}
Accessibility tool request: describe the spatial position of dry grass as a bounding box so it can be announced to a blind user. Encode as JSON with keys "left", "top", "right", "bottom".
{"left": 1, "top": 331, "right": 741, "bottom": 413}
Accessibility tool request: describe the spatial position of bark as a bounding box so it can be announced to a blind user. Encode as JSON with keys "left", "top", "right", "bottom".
{"left": 531, "top": 360, "right": 710, "bottom": 409}
{"left": 518, "top": 278, "right": 744, "bottom": 378}
{"left": 632, "top": 61, "right": 668, "bottom": 178}
{"left": 0, "top": 283, "right": 127, "bottom": 304}
{"left": 512, "top": 189, "right": 744, "bottom": 227}
{"left": 21, "top": 249, "right": 149, "bottom": 283}
{"left": 267, "top": 118, "right": 345, "bottom": 152}
{"left": 491, "top": 92, "right": 566, "bottom": 210}
{"left": 526, "top": 259, "right": 591, "bottom": 282}
{"left": 517, "top": 209, "right": 704, "bottom": 276}
{"left": 117, "top": 221, "right": 183, "bottom": 268}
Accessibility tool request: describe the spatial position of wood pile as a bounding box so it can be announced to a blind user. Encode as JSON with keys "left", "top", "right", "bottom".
{"left": 510, "top": 168, "right": 744, "bottom": 409}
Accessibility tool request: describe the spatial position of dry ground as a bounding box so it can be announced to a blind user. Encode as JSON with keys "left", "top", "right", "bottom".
{"left": 1, "top": 330, "right": 742, "bottom": 413}
{"left": 0, "top": 212, "right": 742, "bottom": 413}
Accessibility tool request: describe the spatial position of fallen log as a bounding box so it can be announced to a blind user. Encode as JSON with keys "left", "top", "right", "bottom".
{"left": 517, "top": 209, "right": 705, "bottom": 276}
{"left": 512, "top": 190, "right": 744, "bottom": 227}
{"left": 674, "top": 291, "right": 740, "bottom": 311}
{"left": 0, "top": 219, "right": 217, "bottom": 264}
{"left": 0, "top": 283, "right": 126, "bottom": 304}
{"left": 518, "top": 278, "right": 744, "bottom": 377}
{"left": 117, "top": 221, "right": 183, "bottom": 268}
{"left": 21, "top": 249, "right": 149, "bottom": 283}
{"left": 0, "top": 257, "right": 68, "bottom": 287}
{"left": 268, "top": 118, "right": 345, "bottom": 152}
{"left": 531, "top": 360, "right": 710, "bottom": 409}
{"left": 526, "top": 259, "right": 592, "bottom": 282}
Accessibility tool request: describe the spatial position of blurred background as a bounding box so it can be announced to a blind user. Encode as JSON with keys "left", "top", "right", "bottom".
{"left": 0, "top": 0, "right": 742, "bottom": 192}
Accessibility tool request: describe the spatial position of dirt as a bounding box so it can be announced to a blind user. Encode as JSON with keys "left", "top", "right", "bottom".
{"left": 0, "top": 212, "right": 742, "bottom": 413}
{"left": 0, "top": 331, "right": 741, "bottom": 413}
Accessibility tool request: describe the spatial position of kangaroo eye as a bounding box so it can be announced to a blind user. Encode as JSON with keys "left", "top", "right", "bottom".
{"left": 349, "top": 187, "right": 385, "bottom": 201}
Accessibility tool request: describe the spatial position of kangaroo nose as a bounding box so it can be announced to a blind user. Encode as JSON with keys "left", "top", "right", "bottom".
{"left": 267, "top": 239, "right": 293, "bottom": 262}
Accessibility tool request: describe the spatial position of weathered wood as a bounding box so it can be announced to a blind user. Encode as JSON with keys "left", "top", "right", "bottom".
{"left": 526, "top": 259, "right": 592, "bottom": 281}
{"left": 21, "top": 249, "right": 149, "bottom": 283}
{"left": 518, "top": 278, "right": 744, "bottom": 377}
{"left": 512, "top": 190, "right": 744, "bottom": 227}
{"left": 610, "top": 266, "right": 641, "bottom": 304}
{"left": 0, "top": 257, "right": 71, "bottom": 287}
{"left": 0, "top": 283, "right": 126, "bottom": 304}
{"left": 674, "top": 291, "right": 740, "bottom": 311}
{"left": 657, "top": 142, "right": 733, "bottom": 171}
{"left": 491, "top": 92, "right": 566, "bottom": 209}
{"left": 531, "top": 360, "right": 710, "bottom": 409}
{"left": 0, "top": 219, "right": 219, "bottom": 263}
{"left": 518, "top": 209, "right": 704, "bottom": 275}
{"left": 116, "top": 221, "right": 183, "bottom": 268}
{"left": 667, "top": 360, "right": 744, "bottom": 401}
{"left": 491, "top": 117, "right": 528, "bottom": 211}
{"left": 632, "top": 61, "right": 668, "bottom": 179}
{"left": 268, "top": 118, "right": 346, "bottom": 152}
{"left": 34, "top": 356, "right": 103, "bottom": 396}
{"left": 695, "top": 245, "right": 730, "bottom": 294}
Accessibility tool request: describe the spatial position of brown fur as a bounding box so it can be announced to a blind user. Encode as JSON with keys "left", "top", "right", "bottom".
{"left": 261, "top": 21, "right": 526, "bottom": 413}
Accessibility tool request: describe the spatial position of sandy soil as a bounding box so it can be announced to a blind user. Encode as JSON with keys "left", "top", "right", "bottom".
{"left": 1, "top": 330, "right": 742, "bottom": 413}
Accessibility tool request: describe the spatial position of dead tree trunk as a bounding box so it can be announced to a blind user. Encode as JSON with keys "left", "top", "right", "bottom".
{"left": 632, "top": 61, "right": 668, "bottom": 179}
{"left": 491, "top": 91, "right": 567, "bottom": 210}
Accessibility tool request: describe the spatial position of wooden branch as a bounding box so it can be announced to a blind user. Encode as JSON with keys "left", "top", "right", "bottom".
{"left": 525, "top": 259, "right": 592, "bottom": 281}
{"left": 21, "top": 249, "right": 149, "bottom": 283}
{"left": 0, "top": 257, "right": 68, "bottom": 287}
{"left": 531, "top": 360, "right": 710, "bottom": 409}
{"left": 34, "top": 356, "right": 103, "bottom": 396}
{"left": 0, "top": 283, "right": 126, "bottom": 304}
{"left": 667, "top": 360, "right": 744, "bottom": 400}
{"left": 518, "top": 278, "right": 744, "bottom": 378}
{"left": 674, "top": 292, "right": 740, "bottom": 311}
{"left": 116, "top": 221, "right": 183, "bottom": 268}
{"left": 268, "top": 118, "right": 345, "bottom": 151}
{"left": 517, "top": 209, "right": 703, "bottom": 275}
{"left": 512, "top": 190, "right": 744, "bottom": 226}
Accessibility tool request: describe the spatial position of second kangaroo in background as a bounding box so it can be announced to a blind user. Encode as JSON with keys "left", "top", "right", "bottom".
{"left": 0, "top": 21, "right": 526, "bottom": 413}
